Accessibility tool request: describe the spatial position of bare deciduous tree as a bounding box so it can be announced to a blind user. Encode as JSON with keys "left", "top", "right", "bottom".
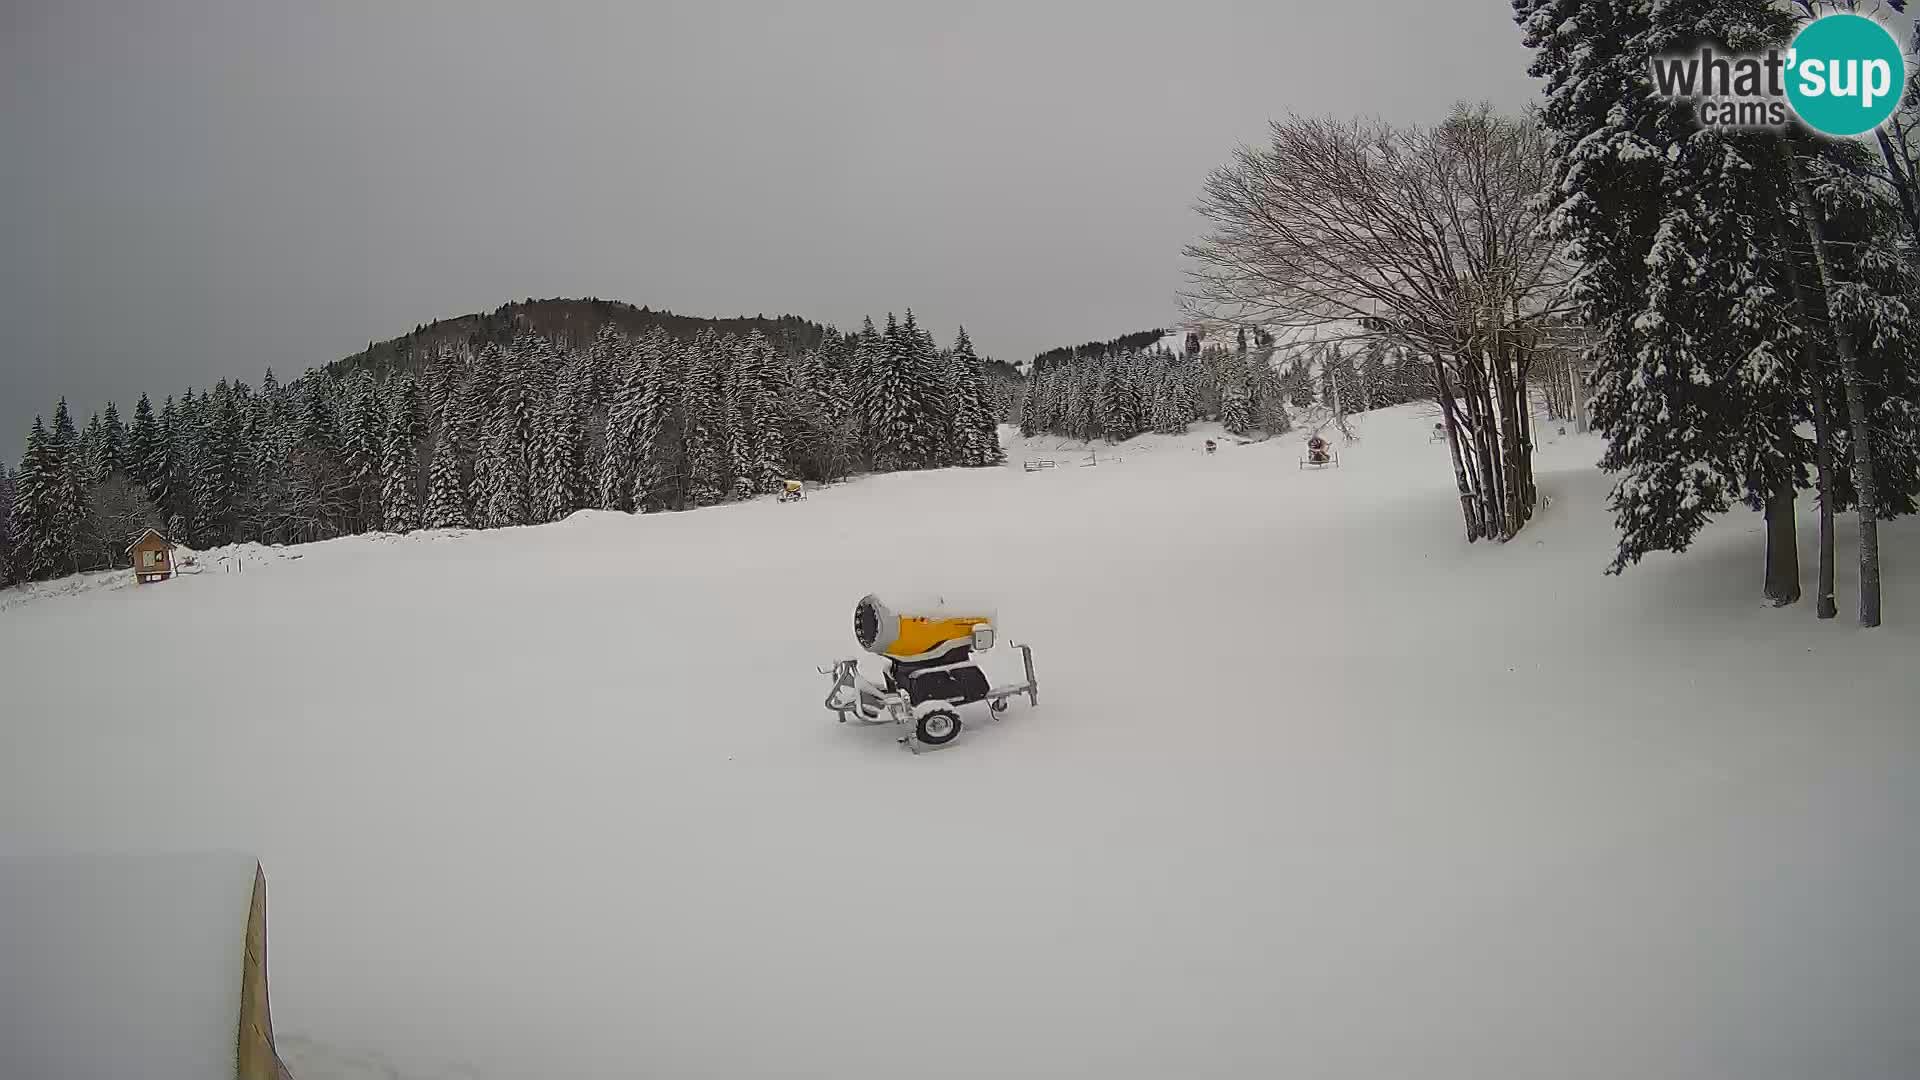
{"left": 1183, "top": 104, "right": 1573, "bottom": 541}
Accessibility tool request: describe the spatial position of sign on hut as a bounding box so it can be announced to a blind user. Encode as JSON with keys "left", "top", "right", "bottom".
{"left": 128, "top": 529, "right": 176, "bottom": 584}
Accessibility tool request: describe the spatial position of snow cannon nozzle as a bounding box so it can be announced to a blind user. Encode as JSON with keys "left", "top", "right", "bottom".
{"left": 853, "top": 593, "right": 998, "bottom": 661}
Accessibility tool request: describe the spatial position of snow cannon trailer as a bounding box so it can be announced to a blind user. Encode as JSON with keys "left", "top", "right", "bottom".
{"left": 820, "top": 593, "right": 1038, "bottom": 752}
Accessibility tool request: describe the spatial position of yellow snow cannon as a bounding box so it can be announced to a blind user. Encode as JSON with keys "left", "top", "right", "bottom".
{"left": 821, "top": 594, "right": 1039, "bottom": 750}
{"left": 854, "top": 593, "right": 996, "bottom": 661}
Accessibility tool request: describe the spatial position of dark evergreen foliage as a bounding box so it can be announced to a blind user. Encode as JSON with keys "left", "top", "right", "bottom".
{"left": 9, "top": 303, "right": 1004, "bottom": 584}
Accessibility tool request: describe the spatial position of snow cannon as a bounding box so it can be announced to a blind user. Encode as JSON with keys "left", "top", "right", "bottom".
{"left": 821, "top": 594, "right": 1039, "bottom": 751}
{"left": 853, "top": 593, "right": 998, "bottom": 661}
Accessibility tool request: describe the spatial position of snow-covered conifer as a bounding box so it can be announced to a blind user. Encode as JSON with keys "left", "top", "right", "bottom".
{"left": 424, "top": 431, "right": 469, "bottom": 530}
{"left": 12, "top": 419, "right": 71, "bottom": 579}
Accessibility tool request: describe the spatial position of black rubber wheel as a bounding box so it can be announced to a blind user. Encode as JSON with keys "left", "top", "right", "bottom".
{"left": 916, "top": 708, "right": 962, "bottom": 745}
{"left": 989, "top": 698, "right": 1010, "bottom": 715}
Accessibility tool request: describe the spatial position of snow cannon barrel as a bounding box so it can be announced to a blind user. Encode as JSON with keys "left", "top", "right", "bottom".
{"left": 853, "top": 593, "right": 998, "bottom": 661}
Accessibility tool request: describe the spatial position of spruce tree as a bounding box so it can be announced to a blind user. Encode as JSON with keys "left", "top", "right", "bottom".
{"left": 339, "top": 372, "right": 384, "bottom": 530}
{"left": 588, "top": 324, "right": 629, "bottom": 408}
{"left": 48, "top": 400, "right": 90, "bottom": 569}
{"left": 424, "top": 430, "right": 470, "bottom": 530}
{"left": 1520, "top": 0, "right": 1820, "bottom": 590}
{"left": 740, "top": 331, "right": 789, "bottom": 491}
{"left": 1019, "top": 377, "right": 1044, "bottom": 438}
{"left": 1062, "top": 362, "right": 1092, "bottom": 441}
{"left": 143, "top": 395, "right": 182, "bottom": 534}
{"left": 473, "top": 342, "right": 539, "bottom": 527}
{"left": 475, "top": 406, "right": 530, "bottom": 528}
{"left": 51, "top": 398, "right": 77, "bottom": 455}
{"left": 1160, "top": 358, "right": 1195, "bottom": 435}
{"left": 101, "top": 401, "right": 126, "bottom": 473}
{"left": 630, "top": 332, "right": 683, "bottom": 510}
{"left": 1784, "top": 140, "right": 1920, "bottom": 624}
{"left": 898, "top": 310, "right": 947, "bottom": 467}
{"left": 531, "top": 394, "right": 587, "bottom": 523}
{"left": 380, "top": 375, "right": 425, "bottom": 532}
{"left": 80, "top": 414, "right": 107, "bottom": 486}
{"left": 949, "top": 327, "right": 1002, "bottom": 465}
{"left": 681, "top": 331, "right": 727, "bottom": 506}
{"left": 792, "top": 343, "right": 857, "bottom": 482}
{"left": 126, "top": 394, "right": 159, "bottom": 490}
{"left": 1251, "top": 355, "right": 1291, "bottom": 435}
{"left": 191, "top": 384, "right": 244, "bottom": 546}
{"left": 285, "top": 373, "right": 352, "bottom": 541}
{"left": 598, "top": 338, "right": 650, "bottom": 511}
{"left": 0, "top": 465, "right": 14, "bottom": 585}
{"left": 721, "top": 335, "right": 756, "bottom": 499}
{"left": 1360, "top": 344, "right": 1392, "bottom": 411}
{"left": 862, "top": 315, "right": 914, "bottom": 471}
{"left": 458, "top": 346, "right": 504, "bottom": 455}
{"left": 423, "top": 352, "right": 462, "bottom": 433}
{"left": 12, "top": 419, "right": 69, "bottom": 579}
{"left": 380, "top": 429, "right": 420, "bottom": 532}
{"left": 1286, "top": 360, "right": 1316, "bottom": 410}
{"left": 244, "top": 377, "right": 293, "bottom": 544}
{"left": 1216, "top": 346, "right": 1252, "bottom": 436}
{"left": 1099, "top": 369, "right": 1131, "bottom": 442}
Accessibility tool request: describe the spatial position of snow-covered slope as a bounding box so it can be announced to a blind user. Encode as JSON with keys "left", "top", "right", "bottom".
{"left": 0, "top": 853, "right": 261, "bottom": 1080}
{"left": 3, "top": 404, "right": 1918, "bottom": 1080}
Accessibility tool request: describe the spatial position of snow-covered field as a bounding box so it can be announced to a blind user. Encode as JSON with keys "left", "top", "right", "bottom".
{"left": 4, "top": 405, "right": 1918, "bottom": 1080}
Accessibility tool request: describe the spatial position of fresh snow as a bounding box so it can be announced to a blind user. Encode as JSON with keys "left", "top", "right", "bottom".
{"left": 4, "top": 404, "right": 1919, "bottom": 1080}
{"left": 0, "top": 540, "right": 311, "bottom": 613}
{"left": 0, "top": 852, "right": 260, "bottom": 1080}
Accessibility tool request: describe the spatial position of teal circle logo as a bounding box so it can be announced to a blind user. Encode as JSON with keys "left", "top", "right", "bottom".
{"left": 1786, "top": 14, "right": 1905, "bottom": 137}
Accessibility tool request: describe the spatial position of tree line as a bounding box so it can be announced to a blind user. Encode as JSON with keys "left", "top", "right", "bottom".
{"left": 2, "top": 312, "right": 1006, "bottom": 585}
{"left": 1017, "top": 328, "right": 1433, "bottom": 444}
{"left": 1029, "top": 328, "right": 1170, "bottom": 369}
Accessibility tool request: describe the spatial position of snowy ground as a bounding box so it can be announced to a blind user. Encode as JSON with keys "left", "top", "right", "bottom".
{"left": 1, "top": 853, "right": 260, "bottom": 1080}
{"left": 4, "top": 405, "right": 1918, "bottom": 1080}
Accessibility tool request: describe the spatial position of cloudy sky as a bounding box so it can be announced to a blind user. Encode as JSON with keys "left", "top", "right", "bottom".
{"left": 1, "top": 0, "right": 1539, "bottom": 445}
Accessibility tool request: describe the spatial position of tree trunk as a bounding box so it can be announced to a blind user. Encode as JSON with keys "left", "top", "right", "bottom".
{"left": 1501, "top": 360, "right": 1525, "bottom": 532}
{"left": 1466, "top": 362, "right": 1506, "bottom": 539}
{"left": 1812, "top": 389, "right": 1839, "bottom": 620}
{"left": 1567, "top": 360, "right": 1579, "bottom": 428}
{"left": 1523, "top": 381, "right": 1537, "bottom": 515}
{"left": 1433, "top": 358, "right": 1482, "bottom": 541}
{"left": 1777, "top": 214, "right": 1838, "bottom": 621}
{"left": 1787, "top": 148, "right": 1883, "bottom": 627}
{"left": 1874, "top": 127, "right": 1920, "bottom": 247}
{"left": 1764, "top": 486, "right": 1801, "bottom": 606}
{"left": 1508, "top": 352, "right": 1536, "bottom": 524}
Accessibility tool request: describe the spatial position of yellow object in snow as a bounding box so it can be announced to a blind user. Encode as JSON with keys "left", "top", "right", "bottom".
{"left": 783, "top": 479, "right": 803, "bottom": 494}
{"left": 853, "top": 594, "right": 997, "bottom": 661}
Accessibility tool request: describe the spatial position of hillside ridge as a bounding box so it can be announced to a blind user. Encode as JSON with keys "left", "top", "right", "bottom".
{"left": 326, "top": 297, "right": 834, "bottom": 380}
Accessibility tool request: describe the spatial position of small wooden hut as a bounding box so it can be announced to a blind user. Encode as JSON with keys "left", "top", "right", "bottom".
{"left": 128, "top": 528, "right": 176, "bottom": 584}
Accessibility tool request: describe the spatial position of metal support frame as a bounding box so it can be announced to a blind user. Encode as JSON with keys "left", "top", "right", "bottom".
{"left": 818, "top": 643, "right": 1038, "bottom": 752}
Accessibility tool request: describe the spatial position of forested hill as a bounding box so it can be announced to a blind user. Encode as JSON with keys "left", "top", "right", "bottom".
{"left": 1030, "top": 328, "right": 1167, "bottom": 369}
{"left": 328, "top": 298, "right": 832, "bottom": 381}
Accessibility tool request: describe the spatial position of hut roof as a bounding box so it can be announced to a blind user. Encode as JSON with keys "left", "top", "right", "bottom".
{"left": 126, "top": 528, "right": 174, "bottom": 554}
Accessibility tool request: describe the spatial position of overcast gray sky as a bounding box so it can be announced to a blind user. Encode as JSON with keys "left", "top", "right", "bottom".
{"left": 0, "top": 0, "right": 1539, "bottom": 446}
